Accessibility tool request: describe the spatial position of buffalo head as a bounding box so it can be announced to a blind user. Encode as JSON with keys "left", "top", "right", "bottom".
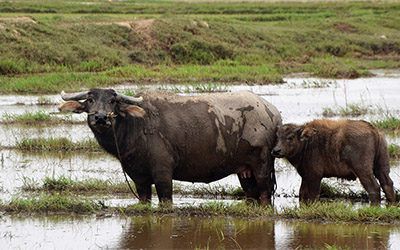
{"left": 59, "top": 88, "right": 145, "bottom": 132}
{"left": 271, "top": 124, "right": 317, "bottom": 158}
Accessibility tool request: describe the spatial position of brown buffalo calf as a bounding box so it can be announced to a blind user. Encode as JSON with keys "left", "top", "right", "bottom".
{"left": 272, "top": 119, "right": 395, "bottom": 204}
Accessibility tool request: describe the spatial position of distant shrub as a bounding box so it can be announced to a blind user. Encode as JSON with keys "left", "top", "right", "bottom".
{"left": 171, "top": 39, "right": 233, "bottom": 65}
{"left": 0, "top": 59, "right": 25, "bottom": 75}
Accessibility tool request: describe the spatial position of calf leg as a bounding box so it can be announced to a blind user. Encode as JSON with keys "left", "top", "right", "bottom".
{"left": 375, "top": 171, "right": 396, "bottom": 203}
{"left": 299, "top": 178, "right": 321, "bottom": 203}
{"left": 358, "top": 174, "right": 381, "bottom": 205}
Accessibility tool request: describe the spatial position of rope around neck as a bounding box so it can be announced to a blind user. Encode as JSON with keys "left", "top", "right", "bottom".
{"left": 108, "top": 112, "right": 140, "bottom": 200}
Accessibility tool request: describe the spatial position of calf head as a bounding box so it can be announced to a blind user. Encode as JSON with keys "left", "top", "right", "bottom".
{"left": 271, "top": 124, "right": 317, "bottom": 158}
{"left": 59, "top": 88, "right": 145, "bottom": 133}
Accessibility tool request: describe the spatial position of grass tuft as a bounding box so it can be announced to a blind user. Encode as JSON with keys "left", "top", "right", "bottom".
{"left": 15, "top": 138, "right": 101, "bottom": 152}
{"left": 372, "top": 117, "right": 400, "bottom": 133}
{"left": 2, "top": 193, "right": 102, "bottom": 214}
{"left": 1, "top": 111, "right": 83, "bottom": 125}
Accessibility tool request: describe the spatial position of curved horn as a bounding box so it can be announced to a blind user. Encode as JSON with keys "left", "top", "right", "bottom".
{"left": 116, "top": 94, "right": 143, "bottom": 104}
{"left": 61, "top": 90, "right": 89, "bottom": 101}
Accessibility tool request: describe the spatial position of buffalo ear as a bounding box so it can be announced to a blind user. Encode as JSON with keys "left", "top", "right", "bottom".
{"left": 58, "top": 101, "right": 86, "bottom": 113}
{"left": 119, "top": 104, "right": 146, "bottom": 118}
{"left": 300, "top": 127, "right": 317, "bottom": 141}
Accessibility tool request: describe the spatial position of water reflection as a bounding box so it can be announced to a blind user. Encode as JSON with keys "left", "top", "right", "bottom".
{"left": 0, "top": 210, "right": 399, "bottom": 248}
{"left": 285, "top": 222, "right": 394, "bottom": 249}
{"left": 119, "top": 216, "right": 275, "bottom": 249}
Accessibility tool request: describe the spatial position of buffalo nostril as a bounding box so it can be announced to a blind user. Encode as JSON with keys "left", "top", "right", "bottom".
{"left": 272, "top": 149, "right": 281, "bottom": 155}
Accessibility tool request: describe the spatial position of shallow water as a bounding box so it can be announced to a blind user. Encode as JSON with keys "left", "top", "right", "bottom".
{"left": 1, "top": 74, "right": 400, "bottom": 248}
{"left": 0, "top": 215, "right": 399, "bottom": 249}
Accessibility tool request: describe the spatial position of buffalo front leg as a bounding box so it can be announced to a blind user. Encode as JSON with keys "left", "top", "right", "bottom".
{"left": 134, "top": 181, "right": 152, "bottom": 203}
{"left": 299, "top": 177, "right": 321, "bottom": 203}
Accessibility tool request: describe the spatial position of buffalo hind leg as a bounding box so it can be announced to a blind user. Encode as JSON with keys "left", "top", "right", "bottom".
{"left": 252, "top": 152, "right": 275, "bottom": 206}
{"left": 375, "top": 171, "right": 396, "bottom": 203}
{"left": 358, "top": 174, "right": 381, "bottom": 205}
{"left": 238, "top": 174, "right": 260, "bottom": 203}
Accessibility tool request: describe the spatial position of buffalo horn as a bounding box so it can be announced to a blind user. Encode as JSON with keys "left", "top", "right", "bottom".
{"left": 116, "top": 94, "right": 143, "bottom": 104}
{"left": 61, "top": 90, "right": 89, "bottom": 101}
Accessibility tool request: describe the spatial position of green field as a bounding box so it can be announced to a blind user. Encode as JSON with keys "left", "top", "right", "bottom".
{"left": 1, "top": 0, "right": 400, "bottom": 93}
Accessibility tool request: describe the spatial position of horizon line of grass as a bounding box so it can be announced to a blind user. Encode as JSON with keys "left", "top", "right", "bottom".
{"left": 1, "top": 111, "right": 85, "bottom": 125}
{"left": 15, "top": 137, "right": 102, "bottom": 152}
{"left": 2, "top": 194, "right": 400, "bottom": 223}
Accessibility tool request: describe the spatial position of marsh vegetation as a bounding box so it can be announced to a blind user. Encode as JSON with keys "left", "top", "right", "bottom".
{"left": 1, "top": 1, "right": 400, "bottom": 94}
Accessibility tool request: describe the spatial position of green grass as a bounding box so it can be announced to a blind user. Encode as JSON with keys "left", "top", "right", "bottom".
{"left": 15, "top": 137, "right": 102, "bottom": 151}
{"left": 282, "top": 202, "right": 400, "bottom": 223}
{"left": 2, "top": 193, "right": 102, "bottom": 214}
{"left": 1, "top": 1, "right": 400, "bottom": 93}
{"left": 120, "top": 201, "right": 274, "bottom": 217}
{"left": 389, "top": 144, "right": 400, "bottom": 160}
{"left": 372, "top": 117, "right": 400, "bottom": 133}
{"left": 322, "top": 103, "right": 371, "bottom": 117}
{"left": 23, "top": 176, "right": 246, "bottom": 198}
{"left": 1, "top": 111, "right": 83, "bottom": 125}
{"left": 2, "top": 195, "right": 400, "bottom": 223}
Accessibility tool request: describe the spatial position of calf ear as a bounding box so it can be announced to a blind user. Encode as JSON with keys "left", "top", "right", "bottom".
{"left": 300, "top": 127, "right": 317, "bottom": 141}
{"left": 119, "top": 104, "right": 146, "bottom": 118}
{"left": 58, "top": 101, "right": 86, "bottom": 113}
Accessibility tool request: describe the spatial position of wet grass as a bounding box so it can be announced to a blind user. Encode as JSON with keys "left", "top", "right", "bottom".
{"left": 322, "top": 103, "right": 370, "bottom": 117}
{"left": 15, "top": 137, "right": 102, "bottom": 152}
{"left": 1, "top": 111, "right": 83, "bottom": 125}
{"left": 2, "top": 194, "right": 400, "bottom": 223}
{"left": 388, "top": 144, "right": 400, "bottom": 160}
{"left": 281, "top": 202, "right": 400, "bottom": 223}
{"left": 372, "top": 117, "right": 400, "bottom": 133}
{"left": 22, "top": 176, "right": 245, "bottom": 198}
{"left": 1, "top": 2, "right": 400, "bottom": 93}
{"left": 157, "top": 82, "right": 229, "bottom": 93}
{"left": 2, "top": 193, "right": 103, "bottom": 214}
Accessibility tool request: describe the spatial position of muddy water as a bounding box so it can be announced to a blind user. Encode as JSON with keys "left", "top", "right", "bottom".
{"left": 1, "top": 73, "right": 400, "bottom": 248}
{"left": 1, "top": 215, "right": 399, "bottom": 249}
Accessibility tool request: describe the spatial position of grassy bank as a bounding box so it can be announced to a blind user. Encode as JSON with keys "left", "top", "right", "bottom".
{"left": 1, "top": 1, "right": 400, "bottom": 93}
{"left": 2, "top": 194, "right": 400, "bottom": 223}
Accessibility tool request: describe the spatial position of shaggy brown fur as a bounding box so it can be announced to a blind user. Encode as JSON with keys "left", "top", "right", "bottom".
{"left": 272, "top": 119, "right": 395, "bottom": 204}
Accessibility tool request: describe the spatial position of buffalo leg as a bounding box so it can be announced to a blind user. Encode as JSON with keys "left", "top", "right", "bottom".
{"left": 135, "top": 181, "right": 152, "bottom": 203}
{"left": 154, "top": 179, "right": 173, "bottom": 203}
{"left": 252, "top": 153, "right": 274, "bottom": 205}
{"left": 300, "top": 177, "right": 321, "bottom": 203}
{"left": 238, "top": 174, "right": 260, "bottom": 202}
{"left": 375, "top": 170, "right": 396, "bottom": 203}
{"left": 358, "top": 174, "right": 381, "bottom": 205}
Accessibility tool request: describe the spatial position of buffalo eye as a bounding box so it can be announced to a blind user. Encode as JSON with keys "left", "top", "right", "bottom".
{"left": 109, "top": 98, "right": 116, "bottom": 104}
{"left": 87, "top": 98, "right": 94, "bottom": 104}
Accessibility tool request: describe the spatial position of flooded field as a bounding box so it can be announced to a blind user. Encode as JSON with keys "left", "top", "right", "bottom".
{"left": 1, "top": 72, "right": 400, "bottom": 248}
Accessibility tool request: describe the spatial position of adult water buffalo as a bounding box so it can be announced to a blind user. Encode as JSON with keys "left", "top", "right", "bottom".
{"left": 59, "top": 88, "right": 282, "bottom": 204}
{"left": 272, "top": 119, "right": 396, "bottom": 204}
